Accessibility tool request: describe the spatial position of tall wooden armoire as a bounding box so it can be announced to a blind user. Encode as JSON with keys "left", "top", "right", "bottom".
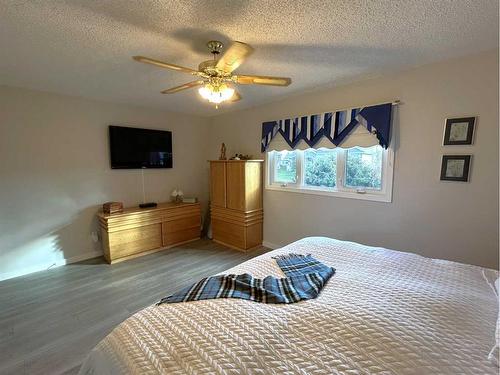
{"left": 209, "top": 160, "right": 263, "bottom": 251}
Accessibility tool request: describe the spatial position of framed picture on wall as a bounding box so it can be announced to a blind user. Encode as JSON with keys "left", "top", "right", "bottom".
{"left": 440, "top": 155, "right": 471, "bottom": 182}
{"left": 443, "top": 117, "right": 475, "bottom": 145}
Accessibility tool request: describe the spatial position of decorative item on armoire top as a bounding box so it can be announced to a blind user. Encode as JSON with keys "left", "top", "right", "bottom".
{"left": 440, "top": 155, "right": 471, "bottom": 182}
{"left": 171, "top": 189, "right": 184, "bottom": 203}
{"left": 182, "top": 197, "right": 198, "bottom": 203}
{"left": 102, "top": 201, "right": 123, "bottom": 214}
{"left": 229, "top": 153, "right": 254, "bottom": 160}
{"left": 219, "top": 143, "right": 227, "bottom": 160}
{"left": 443, "top": 117, "right": 475, "bottom": 145}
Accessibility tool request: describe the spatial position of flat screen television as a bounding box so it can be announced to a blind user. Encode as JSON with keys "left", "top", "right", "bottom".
{"left": 109, "top": 125, "right": 173, "bottom": 169}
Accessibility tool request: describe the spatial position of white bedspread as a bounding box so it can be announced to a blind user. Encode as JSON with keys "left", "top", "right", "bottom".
{"left": 79, "top": 237, "right": 499, "bottom": 374}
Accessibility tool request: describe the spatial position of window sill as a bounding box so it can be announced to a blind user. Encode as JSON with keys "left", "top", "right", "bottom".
{"left": 265, "top": 184, "right": 392, "bottom": 203}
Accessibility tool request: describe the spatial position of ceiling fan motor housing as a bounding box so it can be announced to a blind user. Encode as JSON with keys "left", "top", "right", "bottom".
{"left": 207, "top": 40, "right": 223, "bottom": 55}
{"left": 198, "top": 59, "right": 217, "bottom": 74}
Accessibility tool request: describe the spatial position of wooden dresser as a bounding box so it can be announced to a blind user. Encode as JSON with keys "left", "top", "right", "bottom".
{"left": 98, "top": 202, "right": 201, "bottom": 263}
{"left": 209, "top": 160, "right": 263, "bottom": 251}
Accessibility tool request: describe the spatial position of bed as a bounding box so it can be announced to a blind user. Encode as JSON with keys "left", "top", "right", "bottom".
{"left": 79, "top": 237, "right": 499, "bottom": 374}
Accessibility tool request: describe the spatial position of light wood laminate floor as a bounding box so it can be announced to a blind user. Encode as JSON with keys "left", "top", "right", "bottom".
{"left": 0, "top": 239, "right": 269, "bottom": 375}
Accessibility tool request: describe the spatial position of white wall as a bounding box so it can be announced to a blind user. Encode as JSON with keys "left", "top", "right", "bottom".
{"left": 1, "top": 50, "right": 498, "bottom": 281}
{"left": 0, "top": 86, "right": 210, "bottom": 281}
{"left": 208, "top": 50, "right": 499, "bottom": 269}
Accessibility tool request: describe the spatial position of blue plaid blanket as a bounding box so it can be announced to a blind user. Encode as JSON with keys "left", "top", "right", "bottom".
{"left": 157, "top": 253, "right": 335, "bottom": 305}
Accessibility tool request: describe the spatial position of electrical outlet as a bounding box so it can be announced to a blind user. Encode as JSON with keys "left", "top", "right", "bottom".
{"left": 91, "top": 231, "right": 99, "bottom": 243}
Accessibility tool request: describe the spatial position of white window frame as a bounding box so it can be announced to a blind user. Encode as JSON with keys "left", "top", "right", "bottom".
{"left": 265, "top": 146, "right": 394, "bottom": 203}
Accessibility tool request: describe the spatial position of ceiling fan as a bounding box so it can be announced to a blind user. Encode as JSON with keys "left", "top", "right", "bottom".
{"left": 133, "top": 40, "right": 292, "bottom": 107}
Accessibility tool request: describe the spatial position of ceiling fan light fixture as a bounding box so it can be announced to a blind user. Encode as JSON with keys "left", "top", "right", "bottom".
{"left": 133, "top": 40, "right": 291, "bottom": 107}
{"left": 198, "top": 83, "right": 234, "bottom": 104}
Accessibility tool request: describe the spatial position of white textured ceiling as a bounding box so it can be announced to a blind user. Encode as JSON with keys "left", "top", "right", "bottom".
{"left": 0, "top": 0, "right": 498, "bottom": 116}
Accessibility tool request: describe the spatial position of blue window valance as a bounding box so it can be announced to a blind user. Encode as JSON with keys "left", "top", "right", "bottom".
{"left": 261, "top": 102, "right": 393, "bottom": 152}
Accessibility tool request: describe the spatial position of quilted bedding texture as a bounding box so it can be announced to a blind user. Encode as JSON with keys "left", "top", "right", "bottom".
{"left": 79, "top": 237, "right": 499, "bottom": 374}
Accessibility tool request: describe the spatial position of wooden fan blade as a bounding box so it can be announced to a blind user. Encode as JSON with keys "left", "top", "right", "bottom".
{"left": 161, "top": 80, "right": 204, "bottom": 94}
{"left": 216, "top": 41, "right": 254, "bottom": 73}
{"left": 230, "top": 90, "right": 241, "bottom": 102}
{"left": 133, "top": 56, "right": 198, "bottom": 74}
{"left": 235, "top": 74, "right": 292, "bottom": 86}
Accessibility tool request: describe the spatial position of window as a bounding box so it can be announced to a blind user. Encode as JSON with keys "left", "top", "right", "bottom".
{"left": 266, "top": 145, "right": 394, "bottom": 202}
{"left": 304, "top": 149, "right": 337, "bottom": 188}
{"left": 273, "top": 151, "right": 297, "bottom": 184}
{"left": 345, "top": 146, "right": 382, "bottom": 190}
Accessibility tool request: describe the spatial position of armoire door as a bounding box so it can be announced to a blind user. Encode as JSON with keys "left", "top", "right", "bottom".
{"left": 210, "top": 162, "right": 227, "bottom": 207}
{"left": 226, "top": 162, "right": 246, "bottom": 211}
{"left": 242, "top": 162, "right": 263, "bottom": 211}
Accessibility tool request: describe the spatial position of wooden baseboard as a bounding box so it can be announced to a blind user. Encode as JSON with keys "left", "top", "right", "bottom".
{"left": 212, "top": 239, "right": 264, "bottom": 252}
{"left": 213, "top": 239, "right": 247, "bottom": 252}
{"left": 262, "top": 241, "right": 281, "bottom": 249}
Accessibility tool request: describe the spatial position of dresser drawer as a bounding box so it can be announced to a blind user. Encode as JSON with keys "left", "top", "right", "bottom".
{"left": 163, "top": 227, "right": 200, "bottom": 246}
{"left": 108, "top": 224, "right": 162, "bottom": 259}
{"left": 163, "top": 215, "right": 200, "bottom": 234}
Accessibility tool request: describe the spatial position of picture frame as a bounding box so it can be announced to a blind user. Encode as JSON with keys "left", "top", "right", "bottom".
{"left": 443, "top": 117, "right": 475, "bottom": 145}
{"left": 440, "top": 155, "right": 471, "bottom": 182}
